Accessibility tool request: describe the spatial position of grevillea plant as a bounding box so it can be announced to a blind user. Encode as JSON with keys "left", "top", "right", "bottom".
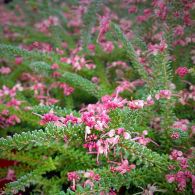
{"left": 0, "top": 0, "right": 194, "bottom": 194}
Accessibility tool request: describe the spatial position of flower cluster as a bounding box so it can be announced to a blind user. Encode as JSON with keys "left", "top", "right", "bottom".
{"left": 148, "top": 40, "right": 167, "bottom": 55}
{"left": 175, "top": 67, "right": 189, "bottom": 78}
{"left": 0, "top": 110, "right": 20, "bottom": 128}
{"left": 0, "top": 66, "right": 11, "bottom": 75}
{"left": 67, "top": 171, "right": 100, "bottom": 191}
{"left": 0, "top": 84, "right": 23, "bottom": 109}
{"left": 166, "top": 150, "right": 194, "bottom": 192}
{"left": 172, "top": 119, "right": 189, "bottom": 132}
{"left": 178, "top": 82, "right": 195, "bottom": 105}
{"left": 110, "top": 159, "right": 135, "bottom": 174}
{"left": 61, "top": 54, "right": 96, "bottom": 71}
{"left": 35, "top": 16, "right": 59, "bottom": 34}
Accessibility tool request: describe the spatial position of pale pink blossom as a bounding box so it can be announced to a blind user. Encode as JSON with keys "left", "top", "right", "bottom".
{"left": 0, "top": 66, "right": 11, "bottom": 74}
{"left": 112, "top": 160, "right": 136, "bottom": 174}
{"left": 97, "top": 15, "right": 110, "bottom": 42}
{"left": 15, "top": 56, "right": 23, "bottom": 65}
{"left": 174, "top": 25, "right": 185, "bottom": 37}
{"left": 101, "top": 41, "right": 114, "bottom": 53}
{"left": 148, "top": 40, "right": 167, "bottom": 55}
{"left": 155, "top": 90, "right": 172, "bottom": 100}
{"left": 51, "top": 63, "right": 59, "bottom": 70}
{"left": 128, "top": 5, "right": 137, "bottom": 14}
{"left": 39, "top": 112, "right": 59, "bottom": 125}
{"left": 128, "top": 100, "right": 144, "bottom": 109}
{"left": 123, "top": 132, "right": 131, "bottom": 140}
{"left": 172, "top": 119, "right": 189, "bottom": 131}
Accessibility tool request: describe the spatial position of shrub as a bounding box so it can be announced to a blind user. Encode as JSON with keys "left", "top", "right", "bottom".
{"left": 0, "top": 0, "right": 194, "bottom": 194}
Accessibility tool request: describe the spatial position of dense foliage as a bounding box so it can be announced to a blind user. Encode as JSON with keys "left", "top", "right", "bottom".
{"left": 0, "top": 0, "right": 194, "bottom": 194}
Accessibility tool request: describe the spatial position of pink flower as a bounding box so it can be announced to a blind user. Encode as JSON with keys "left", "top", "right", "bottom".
{"left": 148, "top": 40, "right": 167, "bottom": 55}
{"left": 145, "top": 95, "right": 155, "bottom": 106}
{"left": 46, "top": 97, "right": 59, "bottom": 105}
{"left": 175, "top": 67, "right": 189, "bottom": 78}
{"left": 155, "top": 90, "right": 172, "bottom": 100}
{"left": 15, "top": 56, "right": 23, "bottom": 65}
{"left": 52, "top": 71, "right": 61, "bottom": 78}
{"left": 180, "top": 158, "right": 188, "bottom": 169}
{"left": 134, "top": 137, "right": 151, "bottom": 146}
{"left": 192, "top": 175, "right": 195, "bottom": 194}
{"left": 0, "top": 110, "right": 21, "bottom": 128}
{"left": 154, "top": 3, "right": 168, "bottom": 20}
{"left": 91, "top": 76, "right": 100, "bottom": 84}
{"left": 183, "top": 13, "right": 192, "bottom": 26}
{"left": 132, "top": 130, "right": 158, "bottom": 146}
{"left": 169, "top": 150, "right": 183, "bottom": 160}
{"left": 59, "top": 83, "right": 74, "bottom": 96}
{"left": 172, "top": 119, "right": 189, "bottom": 131}
{"left": 190, "top": 126, "right": 195, "bottom": 137}
{"left": 56, "top": 48, "right": 64, "bottom": 55}
{"left": 171, "top": 132, "right": 180, "bottom": 139}
{"left": 107, "top": 129, "right": 115, "bottom": 137}
{"left": 51, "top": 63, "right": 59, "bottom": 70}
{"left": 81, "top": 112, "right": 96, "bottom": 128}
{"left": 6, "top": 99, "right": 22, "bottom": 109}
{"left": 63, "top": 113, "right": 81, "bottom": 125}
{"left": 166, "top": 174, "right": 175, "bottom": 183}
{"left": 101, "top": 95, "right": 127, "bottom": 110}
{"left": 66, "top": 55, "right": 96, "bottom": 71}
{"left": 85, "top": 63, "right": 96, "bottom": 69}
{"left": 128, "top": 100, "right": 144, "bottom": 109}
{"left": 61, "top": 42, "right": 67, "bottom": 49}
{"left": 67, "top": 172, "right": 80, "bottom": 181}
{"left": 35, "top": 16, "right": 59, "bottom": 34}
{"left": 60, "top": 57, "right": 71, "bottom": 63}
{"left": 6, "top": 169, "right": 16, "bottom": 181}
{"left": 83, "top": 141, "right": 97, "bottom": 153}
{"left": 117, "top": 128, "right": 125, "bottom": 135}
{"left": 175, "top": 171, "right": 187, "bottom": 191}
{"left": 174, "top": 25, "right": 185, "bottom": 37}
{"left": 97, "top": 15, "right": 110, "bottom": 42}
{"left": 96, "top": 139, "right": 109, "bottom": 157}
{"left": 84, "top": 171, "right": 100, "bottom": 181}
{"left": 83, "top": 179, "right": 94, "bottom": 189}
{"left": 128, "top": 5, "right": 137, "bottom": 14}
{"left": 108, "top": 61, "right": 128, "bottom": 69}
{"left": 0, "top": 85, "right": 16, "bottom": 97}
{"left": 1, "top": 110, "right": 9, "bottom": 116}
{"left": 88, "top": 44, "right": 96, "bottom": 52}
{"left": 114, "top": 160, "right": 135, "bottom": 174}
{"left": 123, "top": 132, "right": 131, "bottom": 140}
{"left": 101, "top": 41, "right": 114, "bottom": 53}
{"left": 7, "top": 115, "right": 20, "bottom": 125}
{"left": 39, "top": 112, "right": 59, "bottom": 125}
{"left": 107, "top": 136, "right": 119, "bottom": 145}
{"left": 0, "top": 66, "right": 11, "bottom": 74}
{"left": 67, "top": 171, "right": 80, "bottom": 191}
{"left": 116, "top": 80, "right": 135, "bottom": 94}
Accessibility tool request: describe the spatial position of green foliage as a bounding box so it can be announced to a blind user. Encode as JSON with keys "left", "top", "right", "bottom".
{"left": 62, "top": 72, "right": 107, "bottom": 99}
{"left": 121, "top": 140, "right": 169, "bottom": 169}
{"left": 5, "top": 158, "right": 56, "bottom": 194}
{"left": 0, "top": 124, "right": 68, "bottom": 151}
{"left": 111, "top": 23, "right": 148, "bottom": 81}
{"left": 0, "top": 44, "right": 51, "bottom": 60}
{"left": 32, "top": 105, "right": 77, "bottom": 116}
{"left": 81, "top": 0, "right": 102, "bottom": 50}
{"left": 29, "top": 61, "right": 51, "bottom": 76}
